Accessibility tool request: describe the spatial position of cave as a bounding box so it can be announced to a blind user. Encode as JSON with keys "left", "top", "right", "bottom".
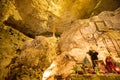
{"left": 0, "top": 0, "right": 120, "bottom": 80}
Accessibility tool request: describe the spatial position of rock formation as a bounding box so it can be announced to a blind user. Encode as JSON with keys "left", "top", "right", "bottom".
{"left": 1, "top": 0, "right": 120, "bottom": 37}
{"left": 42, "top": 8, "right": 120, "bottom": 80}
{"left": 6, "top": 36, "right": 58, "bottom": 80}
{"left": 0, "top": 0, "right": 120, "bottom": 80}
{"left": 0, "top": 24, "right": 30, "bottom": 80}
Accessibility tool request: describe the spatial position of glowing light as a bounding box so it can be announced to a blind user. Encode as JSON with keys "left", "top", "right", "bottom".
{"left": 42, "top": 71, "right": 51, "bottom": 80}
{"left": 115, "top": 67, "right": 120, "bottom": 71}
{"left": 42, "top": 63, "right": 56, "bottom": 80}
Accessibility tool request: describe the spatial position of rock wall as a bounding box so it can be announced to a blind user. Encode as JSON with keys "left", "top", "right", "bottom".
{"left": 0, "top": 24, "right": 30, "bottom": 80}
{"left": 6, "top": 36, "right": 58, "bottom": 80}
{"left": 1, "top": 0, "right": 120, "bottom": 37}
{"left": 0, "top": 0, "right": 120, "bottom": 80}
{"left": 0, "top": 24, "right": 59, "bottom": 80}
{"left": 42, "top": 8, "right": 120, "bottom": 80}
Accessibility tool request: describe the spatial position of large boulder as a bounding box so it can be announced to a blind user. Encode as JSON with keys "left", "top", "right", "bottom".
{"left": 6, "top": 36, "right": 59, "bottom": 80}
{"left": 42, "top": 8, "right": 120, "bottom": 80}
{"left": 0, "top": 24, "right": 30, "bottom": 80}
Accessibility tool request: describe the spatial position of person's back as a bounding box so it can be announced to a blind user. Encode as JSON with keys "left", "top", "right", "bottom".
{"left": 87, "top": 50, "right": 98, "bottom": 68}
{"left": 91, "top": 51, "right": 98, "bottom": 60}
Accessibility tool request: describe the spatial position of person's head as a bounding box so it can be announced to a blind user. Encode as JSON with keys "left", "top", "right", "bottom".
{"left": 89, "top": 47, "right": 93, "bottom": 51}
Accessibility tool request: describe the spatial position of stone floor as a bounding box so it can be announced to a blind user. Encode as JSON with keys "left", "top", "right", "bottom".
{"left": 70, "top": 74, "right": 120, "bottom": 80}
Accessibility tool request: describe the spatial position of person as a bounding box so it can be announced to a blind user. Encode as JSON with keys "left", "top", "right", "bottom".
{"left": 105, "top": 56, "right": 120, "bottom": 74}
{"left": 87, "top": 50, "right": 98, "bottom": 69}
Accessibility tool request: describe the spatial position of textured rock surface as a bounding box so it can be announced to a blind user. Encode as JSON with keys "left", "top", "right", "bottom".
{"left": 1, "top": 0, "right": 120, "bottom": 37}
{"left": 0, "top": 25, "right": 59, "bottom": 80}
{"left": 0, "top": 24, "right": 30, "bottom": 80}
{"left": 0, "top": 0, "right": 15, "bottom": 24}
{"left": 43, "top": 8, "right": 120, "bottom": 80}
{"left": 6, "top": 36, "right": 58, "bottom": 80}
{"left": 0, "top": 0, "right": 120, "bottom": 80}
{"left": 59, "top": 8, "right": 120, "bottom": 56}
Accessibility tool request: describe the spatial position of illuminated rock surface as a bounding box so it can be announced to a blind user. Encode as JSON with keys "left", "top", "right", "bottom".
{"left": 6, "top": 36, "right": 58, "bottom": 80}
{"left": 0, "top": 24, "right": 30, "bottom": 80}
{"left": 43, "top": 8, "right": 120, "bottom": 80}
{"left": 0, "top": 0, "right": 120, "bottom": 80}
{"left": 1, "top": 0, "right": 120, "bottom": 37}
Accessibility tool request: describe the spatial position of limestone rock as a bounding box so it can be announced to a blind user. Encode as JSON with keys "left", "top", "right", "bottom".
{"left": 43, "top": 7, "right": 120, "bottom": 80}
{"left": 6, "top": 36, "right": 59, "bottom": 80}
{"left": 2, "top": 0, "right": 120, "bottom": 37}
{"left": 0, "top": 24, "right": 30, "bottom": 80}
{"left": 0, "top": 0, "right": 15, "bottom": 24}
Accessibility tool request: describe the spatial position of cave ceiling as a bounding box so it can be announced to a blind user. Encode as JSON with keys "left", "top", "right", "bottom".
{"left": 0, "top": 0, "right": 120, "bottom": 37}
